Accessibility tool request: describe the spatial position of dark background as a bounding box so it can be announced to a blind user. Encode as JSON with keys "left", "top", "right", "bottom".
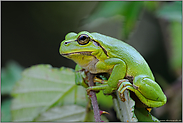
{"left": 1, "top": 1, "right": 182, "bottom": 121}
{"left": 1, "top": 2, "right": 176, "bottom": 80}
{"left": 2, "top": 2, "right": 99, "bottom": 68}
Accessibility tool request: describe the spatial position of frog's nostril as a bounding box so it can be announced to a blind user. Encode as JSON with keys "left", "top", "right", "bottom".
{"left": 64, "top": 41, "right": 70, "bottom": 45}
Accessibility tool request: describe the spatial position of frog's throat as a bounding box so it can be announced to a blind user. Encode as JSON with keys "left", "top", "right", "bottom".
{"left": 61, "top": 51, "right": 93, "bottom": 56}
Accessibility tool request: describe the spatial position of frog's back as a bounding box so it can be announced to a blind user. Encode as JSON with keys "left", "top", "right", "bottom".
{"left": 91, "top": 32, "right": 154, "bottom": 80}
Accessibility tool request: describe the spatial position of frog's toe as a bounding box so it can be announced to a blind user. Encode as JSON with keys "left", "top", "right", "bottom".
{"left": 86, "top": 87, "right": 93, "bottom": 95}
{"left": 118, "top": 85, "right": 133, "bottom": 94}
{"left": 118, "top": 86, "right": 134, "bottom": 102}
{"left": 117, "top": 79, "right": 129, "bottom": 87}
{"left": 118, "top": 80, "right": 132, "bottom": 92}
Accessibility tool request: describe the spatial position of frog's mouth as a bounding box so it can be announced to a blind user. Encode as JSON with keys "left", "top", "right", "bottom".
{"left": 61, "top": 51, "right": 93, "bottom": 56}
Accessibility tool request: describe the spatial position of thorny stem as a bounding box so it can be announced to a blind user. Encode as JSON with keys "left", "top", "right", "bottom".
{"left": 87, "top": 72, "right": 102, "bottom": 122}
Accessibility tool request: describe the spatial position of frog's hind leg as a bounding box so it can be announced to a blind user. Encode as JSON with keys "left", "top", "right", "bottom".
{"left": 118, "top": 75, "right": 167, "bottom": 108}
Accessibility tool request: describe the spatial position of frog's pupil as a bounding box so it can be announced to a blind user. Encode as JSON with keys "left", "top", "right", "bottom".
{"left": 80, "top": 36, "right": 86, "bottom": 41}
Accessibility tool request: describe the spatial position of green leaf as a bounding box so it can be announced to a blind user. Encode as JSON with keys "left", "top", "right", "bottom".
{"left": 85, "top": 1, "right": 143, "bottom": 39}
{"left": 87, "top": 1, "right": 128, "bottom": 20}
{"left": 1, "top": 61, "right": 24, "bottom": 95}
{"left": 96, "top": 91, "right": 113, "bottom": 108}
{"left": 143, "top": 1, "right": 159, "bottom": 12}
{"left": 11, "top": 64, "right": 88, "bottom": 121}
{"left": 134, "top": 107, "right": 159, "bottom": 122}
{"left": 35, "top": 105, "right": 86, "bottom": 121}
{"left": 121, "top": 2, "right": 143, "bottom": 39}
{"left": 113, "top": 90, "right": 137, "bottom": 122}
{"left": 1, "top": 99, "right": 11, "bottom": 122}
{"left": 84, "top": 109, "right": 109, "bottom": 122}
{"left": 156, "top": 1, "right": 182, "bottom": 23}
{"left": 169, "top": 21, "right": 182, "bottom": 72}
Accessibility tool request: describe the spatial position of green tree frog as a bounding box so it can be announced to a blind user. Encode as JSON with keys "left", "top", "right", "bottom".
{"left": 59, "top": 31, "right": 167, "bottom": 108}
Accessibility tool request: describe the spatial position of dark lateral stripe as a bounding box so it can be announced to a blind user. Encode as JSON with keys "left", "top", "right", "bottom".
{"left": 92, "top": 40, "right": 108, "bottom": 57}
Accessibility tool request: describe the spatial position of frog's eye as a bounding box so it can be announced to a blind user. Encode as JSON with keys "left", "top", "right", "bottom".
{"left": 77, "top": 34, "right": 90, "bottom": 45}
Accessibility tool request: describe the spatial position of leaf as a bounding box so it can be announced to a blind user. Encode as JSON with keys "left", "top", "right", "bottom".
{"left": 1, "top": 61, "right": 24, "bottom": 95}
{"left": 156, "top": 1, "right": 182, "bottom": 23}
{"left": 121, "top": 2, "right": 143, "bottom": 39}
{"left": 96, "top": 91, "right": 113, "bottom": 108}
{"left": 169, "top": 21, "right": 182, "bottom": 72}
{"left": 113, "top": 90, "right": 137, "bottom": 122}
{"left": 86, "top": 1, "right": 128, "bottom": 20}
{"left": 35, "top": 104, "right": 109, "bottom": 122}
{"left": 1, "top": 99, "right": 11, "bottom": 122}
{"left": 35, "top": 105, "right": 86, "bottom": 121}
{"left": 11, "top": 64, "right": 88, "bottom": 121}
{"left": 113, "top": 90, "right": 159, "bottom": 122}
{"left": 134, "top": 107, "right": 159, "bottom": 122}
{"left": 85, "top": 1, "right": 143, "bottom": 39}
{"left": 84, "top": 109, "right": 109, "bottom": 122}
{"left": 143, "top": 1, "right": 159, "bottom": 11}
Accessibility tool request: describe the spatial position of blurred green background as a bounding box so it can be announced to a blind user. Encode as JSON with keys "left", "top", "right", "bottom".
{"left": 1, "top": 1, "right": 182, "bottom": 122}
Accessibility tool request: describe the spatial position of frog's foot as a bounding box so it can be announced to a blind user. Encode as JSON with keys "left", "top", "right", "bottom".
{"left": 117, "top": 79, "right": 134, "bottom": 101}
{"left": 94, "top": 76, "right": 107, "bottom": 84}
{"left": 86, "top": 84, "right": 108, "bottom": 95}
{"left": 75, "top": 69, "right": 89, "bottom": 88}
{"left": 86, "top": 84, "right": 116, "bottom": 95}
{"left": 76, "top": 76, "right": 89, "bottom": 88}
{"left": 117, "top": 79, "right": 130, "bottom": 88}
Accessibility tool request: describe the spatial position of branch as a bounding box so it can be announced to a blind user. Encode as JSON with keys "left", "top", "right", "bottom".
{"left": 87, "top": 72, "right": 101, "bottom": 122}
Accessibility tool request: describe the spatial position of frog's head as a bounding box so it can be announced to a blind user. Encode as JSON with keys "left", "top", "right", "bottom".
{"left": 59, "top": 31, "right": 107, "bottom": 67}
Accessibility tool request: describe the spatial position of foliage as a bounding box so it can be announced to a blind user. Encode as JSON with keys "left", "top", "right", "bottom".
{"left": 134, "top": 107, "right": 159, "bottom": 122}
{"left": 1, "top": 1, "right": 182, "bottom": 122}
{"left": 8, "top": 64, "right": 159, "bottom": 122}
{"left": 156, "top": 1, "right": 182, "bottom": 72}
{"left": 86, "top": 1, "right": 182, "bottom": 73}
{"left": 1, "top": 99, "right": 12, "bottom": 122}
{"left": 1, "top": 61, "right": 24, "bottom": 122}
{"left": 11, "top": 65, "right": 87, "bottom": 121}
{"left": 86, "top": 1, "right": 182, "bottom": 42}
{"left": 10, "top": 64, "right": 108, "bottom": 122}
{"left": 85, "top": 1, "right": 143, "bottom": 40}
{"left": 156, "top": 1, "right": 182, "bottom": 23}
{"left": 113, "top": 91, "right": 137, "bottom": 122}
{"left": 1, "top": 61, "right": 24, "bottom": 95}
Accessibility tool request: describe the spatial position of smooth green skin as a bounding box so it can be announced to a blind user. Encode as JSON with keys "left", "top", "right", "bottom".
{"left": 59, "top": 31, "right": 167, "bottom": 108}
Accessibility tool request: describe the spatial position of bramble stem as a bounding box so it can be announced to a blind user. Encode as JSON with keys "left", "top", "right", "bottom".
{"left": 87, "top": 72, "right": 101, "bottom": 122}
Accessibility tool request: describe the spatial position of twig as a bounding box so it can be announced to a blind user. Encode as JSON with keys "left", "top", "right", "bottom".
{"left": 87, "top": 72, "right": 101, "bottom": 122}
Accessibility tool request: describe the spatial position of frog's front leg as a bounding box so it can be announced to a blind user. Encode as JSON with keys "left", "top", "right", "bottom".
{"left": 118, "top": 75, "right": 167, "bottom": 108}
{"left": 75, "top": 64, "right": 89, "bottom": 88}
{"left": 87, "top": 58, "right": 127, "bottom": 95}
